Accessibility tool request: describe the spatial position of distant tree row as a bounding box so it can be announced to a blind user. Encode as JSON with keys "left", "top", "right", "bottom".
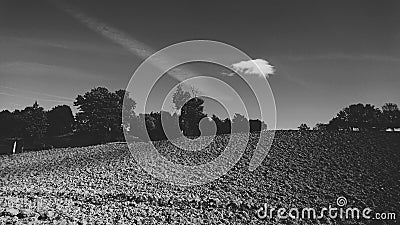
{"left": 129, "top": 85, "right": 267, "bottom": 141}
{"left": 305, "top": 103, "right": 400, "bottom": 132}
{"left": 0, "top": 102, "right": 74, "bottom": 147}
{"left": 129, "top": 111, "right": 266, "bottom": 141}
{"left": 73, "top": 87, "right": 136, "bottom": 143}
{"left": 2, "top": 86, "right": 399, "bottom": 150}
{"left": 0, "top": 86, "right": 268, "bottom": 148}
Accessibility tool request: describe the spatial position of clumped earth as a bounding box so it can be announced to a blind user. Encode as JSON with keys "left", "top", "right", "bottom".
{"left": 1, "top": 131, "right": 399, "bottom": 224}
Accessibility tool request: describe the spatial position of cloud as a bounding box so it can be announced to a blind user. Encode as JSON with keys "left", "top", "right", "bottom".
{"left": 285, "top": 53, "right": 400, "bottom": 62}
{"left": 0, "top": 92, "right": 72, "bottom": 104}
{"left": 52, "top": 0, "right": 152, "bottom": 58}
{"left": 229, "top": 59, "right": 275, "bottom": 78}
{"left": 52, "top": 1, "right": 201, "bottom": 87}
{"left": 0, "top": 85, "right": 73, "bottom": 101}
{"left": 0, "top": 62, "right": 109, "bottom": 81}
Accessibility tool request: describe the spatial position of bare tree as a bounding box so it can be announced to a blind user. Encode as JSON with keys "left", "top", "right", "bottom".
{"left": 172, "top": 84, "right": 191, "bottom": 111}
{"left": 190, "top": 85, "right": 200, "bottom": 98}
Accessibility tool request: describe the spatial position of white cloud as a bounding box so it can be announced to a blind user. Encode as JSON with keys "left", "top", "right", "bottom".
{"left": 230, "top": 59, "right": 275, "bottom": 78}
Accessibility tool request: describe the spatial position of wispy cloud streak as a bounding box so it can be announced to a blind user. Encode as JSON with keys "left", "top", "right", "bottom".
{"left": 52, "top": 0, "right": 196, "bottom": 78}
{"left": 51, "top": 1, "right": 152, "bottom": 58}
{"left": 285, "top": 53, "right": 400, "bottom": 62}
{"left": 0, "top": 85, "right": 74, "bottom": 101}
{"left": 0, "top": 92, "right": 72, "bottom": 104}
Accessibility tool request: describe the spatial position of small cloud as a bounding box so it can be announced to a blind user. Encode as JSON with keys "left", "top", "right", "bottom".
{"left": 221, "top": 71, "right": 235, "bottom": 76}
{"left": 229, "top": 59, "right": 275, "bottom": 78}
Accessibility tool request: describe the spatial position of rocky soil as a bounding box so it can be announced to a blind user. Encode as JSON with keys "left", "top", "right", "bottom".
{"left": 1, "top": 131, "right": 399, "bottom": 224}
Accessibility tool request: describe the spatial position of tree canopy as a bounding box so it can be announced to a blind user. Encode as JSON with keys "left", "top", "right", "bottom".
{"left": 172, "top": 84, "right": 191, "bottom": 111}
{"left": 327, "top": 103, "right": 399, "bottom": 131}
{"left": 20, "top": 101, "right": 48, "bottom": 140}
{"left": 47, "top": 105, "right": 74, "bottom": 136}
{"left": 5, "top": 84, "right": 399, "bottom": 153}
{"left": 74, "top": 87, "right": 136, "bottom": 142}
{"left": 381, "top": 103, "right": 400, "bottom": 131}
{"left": 179, "top": 97, "right": 207, "bottom": 137}
{"left": 298, "top": 123, "right": 310, "bottom": 131}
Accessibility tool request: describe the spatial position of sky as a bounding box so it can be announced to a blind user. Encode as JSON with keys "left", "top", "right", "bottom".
{"left": 1, "top": 0, "right": 399, "bottom": 129}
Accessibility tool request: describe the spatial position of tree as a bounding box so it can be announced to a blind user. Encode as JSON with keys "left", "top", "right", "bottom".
{"left": 47, "top": 105, "right": 74, "bottom": 136}
{"left": 145, "top": 111, "right": 179, "bottom": 141}
{"left": 0, "top": 108, "right": 42, "bottom": 140}
{"left": 116, "top": 89, "right": 136, "bottom": 137}
{"left": 145, "top": 112, "right": 164, "bottom": 141}
{"left": 249, "top": 119, "right": 267, "bottom": 133}
{"left": 211, "top": 115, "right": 231, "bottom": 135}
{"left": 190, "top": 85, "right": 200, "bottom": 97}
{"left": 74, "top": 87, "right": 136, "bottom": 143}
{"left": 21, "top": 101, "right": 48, "bottom": 141}
{"left": 298, "top": 123, "right": 310, "bottom": 131}
{"left": 179, "top": 97, "right": 207, "bottom": 137}
{"left": 381, "top": 103, "right": 400, "bottom": 131}
{"left": 128, "top": 111, "right": 181, "bottom": 141}
{"left": 0, "top": 110, "right": 13, "bottom": 138}
{"left": 328, "top": 103, "right": 381, "bottom": 131}
{"left": 8, "top": 110, "right": 26, "bottom": 139}
{"left": 129, "top": 113, "right": 154, "bottom": 141}
{"left": 221, "top": 118, "right": 232, "bottom": 134}
{"left": 231, "top": 113, "right": 249, "bottom": 133}
{"left": 313, "top": 123, "right": 328, "bottom": 131}
{"left": 172, "top": 84, "right": 191, "bottom": 111}
{"left": 327, "top": 116, "right": 346, "bottom": 131}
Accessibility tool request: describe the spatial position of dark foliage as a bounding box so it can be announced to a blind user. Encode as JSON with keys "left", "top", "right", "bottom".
{"left": 0, "top": 110, "right": 15, "bottom": 138}
{"left": 381, "top": 103, "right": 400, "bottom": 131}
{"left": 129, "top": 111, "right": 181, "bottom": 141}
{"left": 74, "top": 87, "right": 136, "bottom": 143}
{"left": 298, "top": 123, "right": 310, "bottom": 131}
{"left": 0, "top": 102, "right": 48, "bottom": 150}
{"left": 249, "top": 119, "right": 267, "bottom": 133}
{"left": 328, "top": 103, "right": 382, "bottom": 131}
{"left": 326, "top": 102, "right": 400, "bottom": 131}
{"left": 179, "top": 97, "right": 207, "bottom": 138}
{"left": 211, "top": 115, "right": 231, "bottom": 135}
{"left": 313, "top": 123, "right": 328, "bottom": 131}
{"left": 46, "top": 105, "right": 74, "bottom": 137}
{"left": 21, "top": 102, "right": 48, "bottom": 141}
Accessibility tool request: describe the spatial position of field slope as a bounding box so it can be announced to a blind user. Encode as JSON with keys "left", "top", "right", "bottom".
{"left": 1, "top": 131, "right": 399, "bottom": 224}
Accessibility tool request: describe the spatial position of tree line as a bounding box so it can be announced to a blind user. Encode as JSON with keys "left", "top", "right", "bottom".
{"left": 129, "top": 85, "right": 267, "bottom": 141}
{"left": 298, "top": 103, "right": 400, "bottom": 132}
{"left": 0, "top": 86, "right": 267, "bottom": 149}
{"left": 1, "top": 85, "right": 398, "bottom": 150}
